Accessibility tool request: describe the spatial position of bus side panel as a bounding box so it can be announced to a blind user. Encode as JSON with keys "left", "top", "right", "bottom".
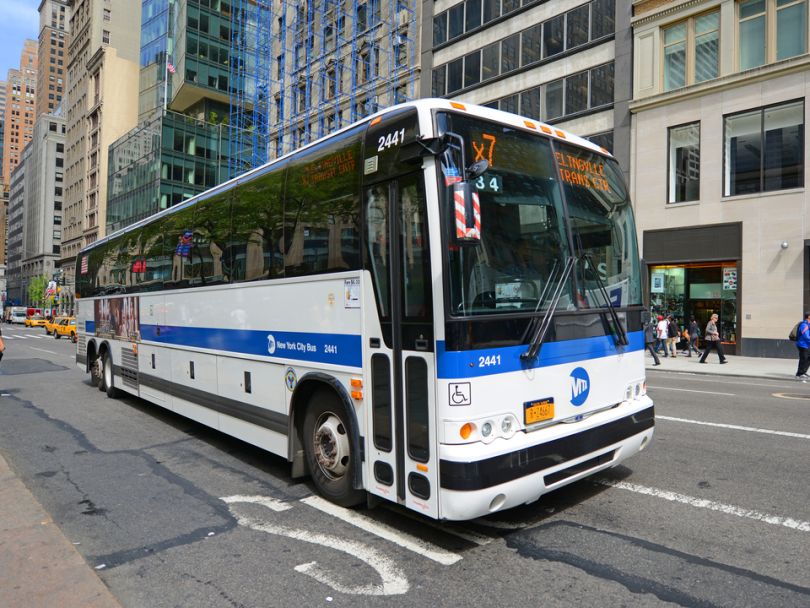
{"left": 169, "top": 349, "right": 220, "bottom": 429}
{"left": 138, "top": 295, "right": 172, "bottom": 409}
{"left": 217, "top": 357, "right": 289, "bottom": 456}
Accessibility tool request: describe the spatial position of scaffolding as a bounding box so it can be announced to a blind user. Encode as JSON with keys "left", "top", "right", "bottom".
{"left": 228, "top": 0, "right": 272, "bottom": 178}
{"left": 228, "top": 0, "right": 419, "bottom": 171}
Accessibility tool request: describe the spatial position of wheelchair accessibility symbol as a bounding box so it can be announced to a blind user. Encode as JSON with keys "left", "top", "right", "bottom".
{"left": 449, "top": 383, "right": 472, "bottom": 406}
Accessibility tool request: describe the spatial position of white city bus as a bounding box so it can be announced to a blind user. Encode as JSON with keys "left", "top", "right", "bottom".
{"left": 75, "top": 99, "right": 653, "bottom": 520}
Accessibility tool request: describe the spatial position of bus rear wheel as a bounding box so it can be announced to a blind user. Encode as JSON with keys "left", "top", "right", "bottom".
{"left": 101, "top": 351, "right": 119, "bottom": 399}
{"left": 302, "top": 389, "right": 364, "bottom": 507}
{"left": 90, "top": 354, "right": 102, "bottom": 388}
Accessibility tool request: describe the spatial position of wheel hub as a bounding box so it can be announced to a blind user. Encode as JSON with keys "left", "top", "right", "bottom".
{"left": 313, "top": 414, "right": 349, "bottom": 479}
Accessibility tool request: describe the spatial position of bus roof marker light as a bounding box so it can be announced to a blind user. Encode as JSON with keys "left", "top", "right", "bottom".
{"left": 524, "top": 121, "right": 536, "bottom": 129}
{"left": 555, "top": 130, "right": 567, "bottom": 139}
{"left": 540, "top": 125, "right": 552, "bottom": 134}
{"left": 450, "top": 102, "right": 467, "bottom": 111}
{"left": 370, "top": 117, "right": 382, "bottom": 126}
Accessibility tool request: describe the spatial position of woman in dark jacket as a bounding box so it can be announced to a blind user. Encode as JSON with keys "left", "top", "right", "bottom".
{"left": 645, "top": 320, "right": 660, "bottom": 365}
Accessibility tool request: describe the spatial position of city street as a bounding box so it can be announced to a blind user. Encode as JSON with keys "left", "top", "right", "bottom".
{"left": 1, "top": 325, "right": 808, "bottom": 607}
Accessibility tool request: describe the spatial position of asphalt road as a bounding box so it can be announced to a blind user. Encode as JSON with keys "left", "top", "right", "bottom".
{"left": 1, "top": 325, "right": 808, "bottom": 608}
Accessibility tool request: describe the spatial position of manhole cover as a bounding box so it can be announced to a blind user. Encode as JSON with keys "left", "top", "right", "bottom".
{"left": 771, "top": 392, "right": 810, "bottom": 400}
{"left": 0, "top": 358, "right": 69, "bottom": 376}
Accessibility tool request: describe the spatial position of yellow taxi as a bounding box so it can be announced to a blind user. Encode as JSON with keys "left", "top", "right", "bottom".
{"left": 54, "top": 317, "right": 78, "bottom": 342}
{"left": 25, "top": 314, "right": 48, "bottom": 328}
{"left": 45, "top": 316, "right": 68, "bottom": 335}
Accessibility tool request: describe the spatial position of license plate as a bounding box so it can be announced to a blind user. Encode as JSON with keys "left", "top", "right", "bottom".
{"left": 524, "top": 398, "right": 554, "bottom": 426}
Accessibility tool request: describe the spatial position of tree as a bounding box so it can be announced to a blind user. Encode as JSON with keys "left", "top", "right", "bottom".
{"left": 28, "top": 275, "right": 50, "bottom": 308}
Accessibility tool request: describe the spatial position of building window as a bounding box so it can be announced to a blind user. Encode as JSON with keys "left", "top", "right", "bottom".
{"left": 724, "top": 99, "right": 804, "bottom": 196}
{"left": 739, "top": 0, "right": 806, "bottom": 70}
{"left": 102, "top": 30, "right": 110, "bottom": 44}
{"left": 668, "top": 122, "right": 701, "bottom": 203}
{"left": 663, "top": 11, "right": 719, "bottom": 91}
{"left": 464, "top": 51, "right": 480, "bottom": 88}
{"left": 776, "top": 0, "right": 807, "bottom": 60}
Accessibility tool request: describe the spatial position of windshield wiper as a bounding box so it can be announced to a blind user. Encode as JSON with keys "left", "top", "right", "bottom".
{"left": 521, "top": 256, "right": 575, "bottom": 361}
{"left": 581, "top": 254, "right": 629, "bottom": 346}
{"left": 520, "top": 258, "right": 560, "bottom": 343}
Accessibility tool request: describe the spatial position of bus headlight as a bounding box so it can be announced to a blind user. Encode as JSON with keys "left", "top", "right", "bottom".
{"left": 480, "top": 421, "right": 494, "bottom": 442}
{"left": 500, "top": 415, "right": 517, "bottom": 439}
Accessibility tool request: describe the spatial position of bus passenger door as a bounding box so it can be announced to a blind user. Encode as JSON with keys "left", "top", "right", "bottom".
{"left": 365, "top": 173, "right": 438, "bottom": 518}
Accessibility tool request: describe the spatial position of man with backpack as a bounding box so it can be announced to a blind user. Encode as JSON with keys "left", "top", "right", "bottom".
{"left": 793, "top": 312, "right": 810, "bottom": 381}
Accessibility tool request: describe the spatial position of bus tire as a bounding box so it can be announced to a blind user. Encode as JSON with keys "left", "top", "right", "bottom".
{"left": 89, "top": 352, "right": 102, "bottom": 388}
{"left": 302, "top": 389, "right": 364, "bottom": 507}
{"left": 102, "top": 351, "right": 119, "bottom": 399}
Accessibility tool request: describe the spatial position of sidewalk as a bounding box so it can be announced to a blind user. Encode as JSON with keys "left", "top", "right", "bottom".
{"left": 645, "top": 351, "right": 799, "bottom": 381}
{"left": 0, "top": 453, "right": 122, "bottom": 608}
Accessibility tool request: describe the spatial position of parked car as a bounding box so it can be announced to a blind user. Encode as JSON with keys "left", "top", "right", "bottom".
{"left": 54, "top": 317, "right": 77, "bottom": 342}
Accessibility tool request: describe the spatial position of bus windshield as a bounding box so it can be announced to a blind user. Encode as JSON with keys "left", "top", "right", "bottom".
{"left": 437, "top": 112, "right": 641, "bottom": 316}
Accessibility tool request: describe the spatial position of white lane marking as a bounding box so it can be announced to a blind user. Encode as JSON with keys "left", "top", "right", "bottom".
{"left": 599, "top": 479, "right": 810, "bottom": 532}
{"left": 29, "top": 346, "right": 59, "bottom": 356}
{"left": 647, "top": 386, "right": 735, "bottom": 396}
{"left": 221, "top": 494, "right": 292, "bottom": 512}
{"left": 224, "top": 500, "right": 408, "bottom": 595}
{"left": 656, "top": 415, "right": 810, "bottom": 440}
{"left": 648, "top": 372, "right": 796, "bottom": 388}
{"left": 388, "top": 506, "right": 493, "bottom": 546}
{"left": 772, "top": 392, "right": 810, "bottom": 401}
{"left": 30, "top": 334, "right": 46, "bottom": 339}
{"left": 301, "top": 495, "right": 462, "bottom": 565}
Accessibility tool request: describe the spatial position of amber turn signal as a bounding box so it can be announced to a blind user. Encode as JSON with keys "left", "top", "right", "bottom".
{"left": 459, "top": 423, "right": 473, "bottom": 440}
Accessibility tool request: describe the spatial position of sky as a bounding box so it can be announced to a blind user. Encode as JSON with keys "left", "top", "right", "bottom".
{"left": 0, "top": 0, "right": 39, "bottom": 82}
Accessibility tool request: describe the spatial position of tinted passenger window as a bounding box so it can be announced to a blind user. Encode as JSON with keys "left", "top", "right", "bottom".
{"left": 231, "top": 169, "right": 285, "bottom": 282}
{"left": 284, "top": 130, "right": 362, "bottom": 277}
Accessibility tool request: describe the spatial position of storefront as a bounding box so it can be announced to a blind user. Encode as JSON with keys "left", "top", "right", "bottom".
{"left": 648, "top": 262, "right": 738, "bottom": 349}
{"left": 643, "top": 223, "right": 741, "bottom": 355}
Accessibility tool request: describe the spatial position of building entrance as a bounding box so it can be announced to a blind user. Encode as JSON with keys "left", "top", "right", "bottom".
{"left": 649, "top": 262, "right": 738, "bottom": 352}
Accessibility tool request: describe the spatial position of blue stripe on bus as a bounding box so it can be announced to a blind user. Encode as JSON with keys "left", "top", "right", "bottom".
{"left": 436, "top": 330, "right": 644, "bottom": 379}
{"left": 138, "top": 324, "right": 363, "bottom": 368}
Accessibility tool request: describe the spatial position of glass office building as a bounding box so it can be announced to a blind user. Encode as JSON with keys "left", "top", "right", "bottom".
{"left": 107, "top": 0, "right": 253, "bottom": 232}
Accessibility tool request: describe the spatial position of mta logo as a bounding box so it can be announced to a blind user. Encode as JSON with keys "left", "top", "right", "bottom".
{"left": 570, "top": 367, "right": 590, "bottom": 406}
{"left": 267, "top": 334, "right": 276, "bottom": 355}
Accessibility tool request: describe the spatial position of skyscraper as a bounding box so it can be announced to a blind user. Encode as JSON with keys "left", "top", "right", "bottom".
{"left": 36, "top": 0, "right": 72, "bottom": 119}
{"left": 1, "top": 40, "right": 39, "bottom": 269}
{"left": 106, "top": 0, "right": 255, "bottom": 232}
{"left": 59, "top": 0, "right": 142, "bottom": 313}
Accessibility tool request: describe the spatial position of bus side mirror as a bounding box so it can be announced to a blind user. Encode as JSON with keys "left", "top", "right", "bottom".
{"left": 453, "top": 181, "right": 481, "bottom": 243}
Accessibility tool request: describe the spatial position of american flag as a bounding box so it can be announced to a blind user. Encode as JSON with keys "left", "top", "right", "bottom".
{"left": 167, "top": 60, "right": 176, "bottom": 74}
{"left": 80, "top": 255, "right": 89, "bottom": 274}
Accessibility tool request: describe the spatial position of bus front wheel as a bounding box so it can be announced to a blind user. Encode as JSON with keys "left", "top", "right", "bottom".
{"left": 302, "top": 389, "right": 364, "bottom": 507}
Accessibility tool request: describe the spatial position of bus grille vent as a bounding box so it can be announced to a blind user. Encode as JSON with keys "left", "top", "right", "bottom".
{"left": 77, "top": 335, "right": 87, "bottom": 356}
{"left": 120, "top": 348, "right": 139, "bottom": 388}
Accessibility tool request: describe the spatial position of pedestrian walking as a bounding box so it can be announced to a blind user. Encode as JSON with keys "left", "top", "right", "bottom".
{"left": 0, "top": 327, "right": 4, "bottom": 364}
{"left": 656, "top": 315, "right": 669, "bottom": 356}
{"left": 687, "top": 316, "right": 701, "bottom": 357}
{"left": 793, "top": 312, "right": 810, "bottom": 381}
{"left": 699, "top": 313, "right": 727, "bottom": 364}
{"left": 645, "top": 318, "right": 660, "bottom": 366}
{"left": 666, "top": 315, "right": 679, "bottom": 357}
